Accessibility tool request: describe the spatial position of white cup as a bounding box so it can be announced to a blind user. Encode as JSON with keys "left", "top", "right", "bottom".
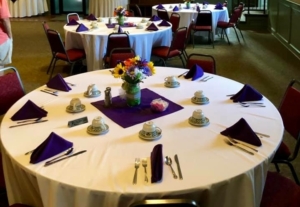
{"left": 87, "top": 84, "right": 99, "bottom": 95}
{"left": 146, "top": 21, "right": 151, "bottom": 26}
{"left": 70, "top": 98, "right": 81, "bottom": 111}
{"left": 194, "top": 90, "right": 205, "bottom": 98}
{"left": 141, "top": 18, "right": 147, "bottom": 23}
{"left": 192, "top": 109, "right": 205, "bottom": 120}
{"left": 164, "top": 76, "right": 177, "bottom": 85}
{"left": 142, "top": 121, "right": 156, "bottom": 133}
{"left": 91, "top": 22, "right": 98, "bottom": 28}
{"left": 97, "top": 17, "right": 103, "bottom": 22}
{"left": 92, "top": 116, "right": 107, "bottom": 130}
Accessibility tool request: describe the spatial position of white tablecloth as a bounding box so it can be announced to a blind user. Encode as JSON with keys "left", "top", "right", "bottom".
{"left": 64, "top": 17, "right": 172, "bottom": 71}
{"left": 1, "top": 68, "right": 283, "bottom": 207}
{"left": 8, "top": 0, "right": 48, "bottom": 18}
{"left": 152, "top": 4, "right": 229, "bottom": 36}
{"left": 89, "top": 0, "right": 129, "bottom": 17}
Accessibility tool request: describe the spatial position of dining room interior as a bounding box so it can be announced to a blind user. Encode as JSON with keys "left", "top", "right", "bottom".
{"left": 1, "top": 0, "right": 300, "bottom": 207}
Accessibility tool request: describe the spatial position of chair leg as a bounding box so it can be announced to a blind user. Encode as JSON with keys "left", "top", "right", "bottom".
{"left": 192, "top": 31, "right": 195, "bottom": 48}
{"left": 223, "top": 29, "right": 231, "bottom": 45}
{"left": 46, "top": 56, "right": 55, "bottom": 74}
{"left": 179, "top": 55, "right": 185, "bottom": 68}
{"left": 183, "top": 50, "right": 188, "bottom": 62}
{"left": 238, "top": 28, "right": 245, "bottom": 42}
{"left": 69, "top": 62, "right": 76, "bottom": 76}
{"left": 233, "top": 27, "right": 240, "bottom": 43}
{"left": 286, "top": 162, "right": 300, "bottom": 185}
{"left": 48, "top": 59, "right": 58, "bottom": 81}
{"left": 274, "top": 163, "right": 280, "bottom": 172}
{"left": 211, "top": 31, "right": 214, "bottom": 48}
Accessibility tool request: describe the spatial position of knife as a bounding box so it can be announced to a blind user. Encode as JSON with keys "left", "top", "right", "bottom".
{"left": 174, "top": 154, "right": 183, "bottom": 180}
{"left": 9, "top": 120, "right": 48, "bottom": 128}
{"left": 44, "top": 150, "right": 87, "bottom": 167}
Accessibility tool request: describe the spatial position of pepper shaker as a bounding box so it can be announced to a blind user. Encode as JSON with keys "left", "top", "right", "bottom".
{"left": 104, "top": 87, "right": 112, "bottom": 107}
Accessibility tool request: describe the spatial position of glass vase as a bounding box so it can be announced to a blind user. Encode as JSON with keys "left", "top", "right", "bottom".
{"left": 122, "top": 82, "right": 141, "bottom": 107}
{"left": 186, "top": 2, "right": 191, "bottom": 9}
{"left": 118, "top": 15, "right": 125, "bottom": 26}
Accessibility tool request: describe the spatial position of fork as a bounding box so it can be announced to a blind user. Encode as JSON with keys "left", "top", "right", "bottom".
{"left": 142, "top": 158, "right": 148, "bottom": 183}
{"left": 133, "top": 158, "right": 140, "bottom": 185}
{"left": 200, "top": 76, "right": 213, "bottom": 82}
{"left": 43, "top": 88, "right": 58, "bottom": 94}
{"left": 228, "top": 137, "right": 258, "bottom": 152}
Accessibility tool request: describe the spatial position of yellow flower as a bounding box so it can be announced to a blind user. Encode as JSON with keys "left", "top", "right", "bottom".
{"left": 147, "top": 61, "right": 156, "bottom": 74}
{"left": 113, "top": 63, "right": 125, "bottom": 78}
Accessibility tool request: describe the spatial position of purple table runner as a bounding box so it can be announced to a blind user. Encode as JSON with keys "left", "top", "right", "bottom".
{"left": 105, "top": 23, "right": 136, "bottom": 29}
{"left": 91, "top": 88, "right": 184, "bottom": 128}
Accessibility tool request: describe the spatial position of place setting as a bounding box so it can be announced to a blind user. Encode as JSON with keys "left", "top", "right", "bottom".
{"left": 191, "top": 90, "right": 209, "bottom": 105}
{"left": 188, "top": 109, "right": 210, "bottom": 127}
{"left": 87, "top": 116, "right": 109, "bottom": 135}
{"left": 66, "top": 98, "right": 86, "bottom": 113}
{"left": 139, "top": 121, "right": 162, "bottom": 141}
{"left": 84, "top": 84, "right": 101, "bottom": 98}
{"left": 164, "top": 76, "right": 180, "bottom": 88}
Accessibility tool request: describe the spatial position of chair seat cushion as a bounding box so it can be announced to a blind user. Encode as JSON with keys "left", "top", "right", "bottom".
{"left": 193, "top": 25, "right": 212, "bottom": 31}
{"left": 217, "top": 21, "right": 234, "bottom": 28}
{"left": 152, "top": 46, "right": 180, "bottom": 58}
{"left": 56, "top": 49, "right": 85, "bottom": 62}
{"left": 273, "top": 142, "right": 291, "bottom": 160}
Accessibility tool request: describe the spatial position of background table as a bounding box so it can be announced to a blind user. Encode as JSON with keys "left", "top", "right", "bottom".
{"left": 152, "top": 4, "right": 229, "bottom": 36}
{"left": 89, "top": 0, "right": 128, "bottom": 17}
{"left": 8, "top": 0, "right": 48, "bottom": 18}
{"left": 1, "top": 67, "right": 283, "bottom": 207}
{"left": 64, "top": 17, "right": 172, "bottom": 71}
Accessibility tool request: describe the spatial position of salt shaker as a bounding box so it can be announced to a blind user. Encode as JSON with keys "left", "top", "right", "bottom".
{"left": 104, "top": 87, "right": 112, "bottom": 107}
{"left": 108, "top": 17, "right": 112, "bottom": 25}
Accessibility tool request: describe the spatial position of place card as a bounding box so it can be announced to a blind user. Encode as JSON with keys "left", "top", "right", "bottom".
{"left": 68, "top": 116, "right": 88, "bottom": 128}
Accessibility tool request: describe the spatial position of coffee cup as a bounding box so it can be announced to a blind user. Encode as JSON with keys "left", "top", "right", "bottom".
{"left": 87, "top": 84, "right": 99, "bottom": 96}
{"left": 192, "top": 109, "right": 205, "bottom": 120}
{"left": 92, "top": 116, "right": 107, "bottom": 131}
{"left": 136, "top": 23, "right": 143, "bottom": 29}
{"left": 194, "top": 90, "right": 207, "bottom": 102}
{"left": 140, "top": 121, "right": 160, "bottom": 138}
{"left": 91, "top": 22, "right": 98, "bottom": 28}
{"left": 97, "top": 17, "right": 103, "bottom": 22}
{"left": 70, "top": 98, "right": 81, "bottom": 111}
{"left": 164, "top": 76, "right": 178, "bottom": 86}
{"left": 141, "top": 18, "right": 147, "bottom": 23}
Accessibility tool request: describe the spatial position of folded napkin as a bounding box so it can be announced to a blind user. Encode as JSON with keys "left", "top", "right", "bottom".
{"left": 11, "top": 100, "right": 48, "bottom": 121}
{"left": 230, "top": 84, "right": 263, "bottom": 102}
{"left": 30, "top": 132, "right": 73, "bottom": 164}
{"left": 146, "top": 23, "right": 159, "bottom": 31}
{"left": 184, "top": 64, "right": 204, "bottom": 81}
{"left": 86, "top": 13, "right": 97, "bottom": 21}
{"left": 158, "top": 20, "right": 171, "bottom": 27}
{"left": 156, "top": 4, "right": 165, "bottom": 9}
{"left": 67, "top": 19, "right": 79, "bottom": 26}
{"left": 46, "top": 74, "right": 72, "bottom": 92}
{"left": 215, "top": 3, "right": 223, "bottom": 9}
{"left": 151, "top": 144, "right": 163, "bottom": 183}
{"left": 76, "top": 23, "right": 89, "bottom": 32}
{"left": 150, "top": 15, "right": 161, "bottom": 21}
{"left": 173, "top": 6, "right": 179, "bottom": 11}
{"left": 196, "top": 6, "right": 201, "bottom": 12}
{"left": 118, "top": 26, "right": 123, "bottom": 33}
{"left": 220, "top": 118, "right": 262, "bottom": 146}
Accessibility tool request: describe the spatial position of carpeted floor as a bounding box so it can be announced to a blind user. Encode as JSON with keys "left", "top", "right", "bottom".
{"left": 0, "top": 15, "right": 300, "bottom": 206}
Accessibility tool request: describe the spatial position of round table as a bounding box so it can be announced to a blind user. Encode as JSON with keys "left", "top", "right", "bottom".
{"left": 1, "top": 67, "right": 283, "bottom": 207}
{"left": 152, "top": 4, "right": 229, "bottom": 36}
{"left": 63, "top": 17, "right": 172, "bottom": 71}
{"left": 89, "top": 0, "right": 128, "bottom": 17}
{"left": 8, "top": 0, "right": 48, "bottom": 18}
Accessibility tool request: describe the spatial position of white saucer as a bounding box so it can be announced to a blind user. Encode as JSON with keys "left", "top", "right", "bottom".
{"left": 191, "top": 97, "right": 209, "bottom": 105}
{"left": 139, "top": 128, "right": 162, "bottom": 141}
{"left": 66, "top": 104, "right": 86, "bottom": 113}
{"left": 87, "top": 124, "right": 109, "bottom": 135}
{"left": 188, "top": 117, "right": 210, "bottom": 127}
{"left": 84, "top": 90, "right": 101, "bottom": 98}
{"left": 164, "top": 81, "right": 180, "bottom": 88}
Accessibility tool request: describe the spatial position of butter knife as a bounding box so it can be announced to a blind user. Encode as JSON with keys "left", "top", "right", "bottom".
{"left": 44, "top": 150, "right": 87, "bottom": 167}
{"left": 174, "top": 154, "right": 183, "bottom": 180}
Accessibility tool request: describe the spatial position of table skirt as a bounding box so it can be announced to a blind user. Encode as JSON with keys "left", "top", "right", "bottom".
{"left": 89, "top": 0, "right": 129, "bottom": 17}
{"left": 9, "top": 0, "right": 48, "bottom": 18}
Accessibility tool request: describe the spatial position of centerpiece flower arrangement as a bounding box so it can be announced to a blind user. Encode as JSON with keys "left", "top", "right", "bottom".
{"left": 114, "top": 6, "right": 126, "bottom": 25}
{"left": 112, "top": 56, "right": 156, "bottom": 106}
{"left": 183, "top": 0, "right": 192, "bottom": 9}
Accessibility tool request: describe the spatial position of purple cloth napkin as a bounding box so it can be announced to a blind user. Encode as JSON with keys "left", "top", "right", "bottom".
{"left": 67, "top": 19, "right": 79, "bottom": 26}
{"left": 220, "top": 118, "right": 262, "bottom": 146}
{"left": 215, "top": 3, "right": 223, "bottom": 9}
{"left": 11, "top": 100, "right": 48, "bottom": 121}
{"left": 30, "top": 132, "right": 73, "bottom": 164}
{"left": 46, "top": 74, "right": 72, "bottom": 92}
{"left": 151, "top": 144, "right": 163, "bottom": 183}
{"left": 91, "top": 88, "right": 184, "bottom": 128}
{"left": 184, "top": 64, "right": 204, "bottom": 81}
{"left": 196, "top": 6, "right": 201, "bottom": 12}
{"left": 230, "top": 84, "right": 263, "bottom": 102}
{"left": 173, "top": 6, "right": 179, "bottom": 11}
{"left": 150, "top": 15, "right": 161, "bottom": 21}
{"left": 156, "top": 4, "right": 165, "bottom": 9}
{"left": 118, "top": 26, "right": 123, "bottom": 33}
{"left": 76, "top": 23, "right": 89, "bottom": 32}
{"left": 86, "top": 13, "right": 97, "bottom": 21}
{"left": 158, "top": 20, "right": 171, "bottom": 26}
{"left": 146, "top": 23, "right": 159, "bottom": 31}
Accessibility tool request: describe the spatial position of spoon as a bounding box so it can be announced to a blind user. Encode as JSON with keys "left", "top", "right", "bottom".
{"left": 17, "top": 117, "right": 43, "bottom": 124}
{"left": 165, "top": 156, "right": 178, "bottom": 179}
{"left": 45, "top": 148, "right": 74, "bottom": 164}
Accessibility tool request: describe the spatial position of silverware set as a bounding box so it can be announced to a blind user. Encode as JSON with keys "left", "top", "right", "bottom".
{"left": 225, "top": 137, "right": 258, "bottom": 155}
{"left": 9, "top": 119, "right": 48, "bottom": 128}
{"left": 44, "top": 150, "right": 87, "bottom": 167}
{"left": 199, "top": 76, "right": 213, "bottom": 82}
{"left": 165, "top": 155, "right": 183, "bottom": 180}
{"left": 239, "top": 102, "right": 265, "bottom": 107}
{"left": 177, "top": 71, "right": 188, "bottom": 78}
{"left": 40, "top": 89, "right": 58, "bottom": 96}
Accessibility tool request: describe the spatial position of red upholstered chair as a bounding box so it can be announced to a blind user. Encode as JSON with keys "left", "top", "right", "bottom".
{"left": 125, "top": 10, "right": 135, "bottom": 17}
{"left": 192, "top": 10, "right": 214, "bottom": 48}
{"left": 67, "top": 13, "right": 80, "bottom": 23}
{"left": 272, "top": 79, "right": 300, "bottom": 185}
{"left": 260, "top": 171, "right": 300, "bottom": 207}
{"left": 103, "top": 33, "right": 131, "bottom": 68}
{"left": 109, "top": 48, "right": 136, "bottom": 68}
{"left": 223, "top": 1, "right": 228, "bottom": 7}
{"left": 186, "top": 53, "right": 216, "bottom": 74}
{"left": 157, "top": 8, "right": 170, "bottom": 21}
{"left": 135, "top": 4, "right": 143, "bottom": 17}
{"left": 130, "top": 199, "right": 200, "bottom": 207}
{"left": 46, "top": 29, "right": 86, "bottom": 80}
{"left": 169, "top": 12, "right": 180, "bottom": 33}
{"left": 151, "top": 27, "right": 187, "bottom": 67}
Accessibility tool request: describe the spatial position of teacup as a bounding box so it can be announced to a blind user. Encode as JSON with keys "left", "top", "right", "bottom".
{"left": 92, "top": 116, "right": 107, "bottom": 131}
{"left": 136, "top": 24, "right": 143, "bottom": 29}
{"left": 140, "top": 121, "right": 160, "bottom": 138}
{"left": 91, "top": 22, "right": 98, "bottom": 28}
{"left": 164, "top": 76, "right": 178, "bottom": 86}
{"left": 97, "top": 17, "right": 103, "bottom": 22}
{"left": 194, "top": 90, "right": 207, "bottom": 102}
{"left": 141, "top": 18, "right": 147, "bottom": 23}
{"left": 192, "top": 109, "right": 205, "bottom": 120}
{"left": 86, "top": 84, "right": 99, "bottom": 96}
{"left": 70, "top": 98, "right": 81, "bottom": 111}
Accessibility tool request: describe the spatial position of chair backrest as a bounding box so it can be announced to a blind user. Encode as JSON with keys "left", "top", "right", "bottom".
{"left": 0, "top": 67, "right": 25, "bottom": 115}
{"left": 195, "top": 10, "right": 212, "bottom": 27}
{"left": 157, "top": 9, "right": 170, "bottom": 21}
{"left": 67, "top": 13, "right": 80, "bottom": 23}
{"left": 170, "top": 27, "right": 188, "bottom": 52}
{"left": 186, "top": 53, "right": 216, "bottom": 74}
{"left": 135, "top": 4, "right": 143, "bottom": 17}
{"left": 125, "top": 10, "right": 135, "bottom": 17}
{"left": 42, "top": 21, "right": 49, "bottom": 35}
{"left": 46, "top": 29, "right": 68, "bottom": 58}
{"left": 169, "top": 13, "right": 180, "bottom": 33}
{"left": 130, "top": 199, "right": 200, "bottom": 207}
{"left": 105, "top": 33, "right": 131, "bottom": 58}
{"left": 109, "top": 47, "right": 136, "bottom": 68}
{"left": 223, "top": 1, "right": 228, "bottom": 7}
{"left": 229, "top": 8, "right": 241, "bottom": 24}
{"left": 185, "top": 20, "right": 194, "bottom": 48}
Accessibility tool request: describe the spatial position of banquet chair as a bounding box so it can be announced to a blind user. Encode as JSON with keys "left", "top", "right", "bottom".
{"left": 216, "top": 8, "right": 242, "bottom": 45}
{"left": 46, "top": 29, "right": 86, "bottom": 80}
{"left": 135, "top": 4, "right": 143, "bottom": 17}
{"left": 125, "top": 10, "right": 135, "bottom": 17}
{"left": 157, "top": 8, "right": 170, "bottom": 21}
{"left": 192, "top": 10, "right": 214, "bottom": 48}
{"left": 103, "top": 33, "right": 131, "bottom": 68}
{"left": 151, "top": 27, "right": 187, "bottom": 67}
{"left": 223, "top": 1, "right": 228, "bottom": 7}
{"left": 67, "top": 13, "right": 80, "bottom": 23}
{"left": 234, "top": 2, "right": 245, "bottom": 41}
{"left": 109, "top": 48, "right": 136, "bottom": 68}
{"left": 169, "top": 13, "right": 180, "bottom": 33}
{"left": 272, "top": 79, "right": 300, "bottom": 185}
{"left": 130, "top": 199, "right": 200, "bottom": 207}
{"left": 186, "top": 53, "right": 216, "bottom": 74}
{"left": 260, "top": 171, "right": 300, "bottom": 207}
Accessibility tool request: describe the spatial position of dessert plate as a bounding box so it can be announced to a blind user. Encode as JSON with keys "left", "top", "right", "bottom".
{"left": 188, "top": 117, "right": 210, "bottom": 127}
{"left": 87, "top": 124, "right": 109, "bottom": 135}
{"left": 164, "top": 81, "right": 180, "bottom": 88}
{"left": 66, "top": 104, "right": 86, "bottom": 113}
